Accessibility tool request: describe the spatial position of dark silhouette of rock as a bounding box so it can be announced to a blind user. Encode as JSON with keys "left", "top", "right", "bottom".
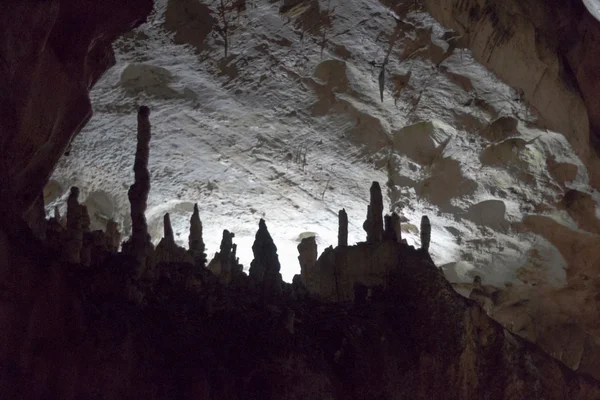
{"left": 65, "top": 187, "right": 84, "bottom": 263}
{"left": 297, "top": 236, "right": 317, "bottom": 281}
{"left": 391, "top": 212, "right": 402, "bottom": 242}
{"left": 188, "top": 203, "right": 207, "bottom": 268}
{"left": 249, "top": 219, "right": 282, "bottom": 293}
{"left": 338, "top": 208, "right": 348, "bottom": 246}
{"left": 383, "top": 214, "right": 397, "bottom": 241}
{"left": 105, "top": 219, "right": 121, "bottom": 253}
{"left": 155, "top": 213, "right": 193, "bottom": 266}
{"left": 122, "top": 106, "right": 154, "bottom": 273}
{"left": 420, "top": 215, "right": 431, "bottom": 252}
{"left": 207, "top": 229, "right": 242, "bottom": 283}
{"left": 363, "top": 181, "right": 384, "bottom": 244}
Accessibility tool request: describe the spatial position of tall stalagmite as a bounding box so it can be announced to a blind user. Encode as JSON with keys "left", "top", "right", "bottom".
{"left": 363, "top": 181, "right": 384, "bottom": 244}
{"left": 249, "top": 219, "right": 282, "bottom": 293}
{"left": 338, "top": 208, "right": 348, "bottom": 247}
{"left": 391, "top": 212, "right": 402, "bottom": 242}
{"left": 163, "top": 213, "right": 175, "bottom": 245}
{"left": 105, "top": 219, "right": 121, "bottom": 253}
{"left": 420, "top": 215, "right": 431, "bottom": 252}
{"left": 189, "top": 203, "right": 207, "bottom": 268}
{"left": 122, "top": 106, "right": 154, "bottom": 269}
{"left": 298, "top": 236, "right": 318, "bottom": 281}
{"left": 65, "top": 187, "right": 83, "bottom": 263}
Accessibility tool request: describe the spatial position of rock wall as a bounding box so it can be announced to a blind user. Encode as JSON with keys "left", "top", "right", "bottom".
{"left": 421, "top": 0, "right": 600, "bottom": 186}
{"left": 0, "top": 0, "right": 153, "bottom": 219}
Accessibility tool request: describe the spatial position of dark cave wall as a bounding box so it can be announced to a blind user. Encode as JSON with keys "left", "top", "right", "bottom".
{"left": 0, "top": 0, "right": 153, "bottom": 217}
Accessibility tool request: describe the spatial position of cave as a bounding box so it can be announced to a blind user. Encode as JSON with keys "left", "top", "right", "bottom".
{"left": 2, "top": 0, "right": 600, "bottom": 398}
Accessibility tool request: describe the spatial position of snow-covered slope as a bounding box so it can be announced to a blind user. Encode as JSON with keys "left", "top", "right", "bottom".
{"left": 47, "top": 0, "right": 599, "bottom": 286}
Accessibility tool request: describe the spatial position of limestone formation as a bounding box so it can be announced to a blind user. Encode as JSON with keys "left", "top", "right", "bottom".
{"left": 249, "top": 219, "right": 282, "bottom": 293}
{"left": 391, "top": 212, "right": 402, "bottom": 242}
{"left": 297, "top": 236, "right": 317, "bottom": 281}
{"left": 105, "top": 219, "right": 121, "bottom": 253}
{"left": 122, "top": 106, "right": 154, "bottom": 270}
{"left": 163, "top": 213, "right": 175, "bottom": 245}
{"left": 53, "top": 206, "right": 61, "bottom": 221}
{"left": 363, "top": 181, "right": 384, "bottom": 244}
{"left": 383, "top": 214, "right": 397, "bottom": 241}
{"left": 65, "top": 187, "right": 84, "bottom": 263}
{"left": 338, "top": 208, "right": 348, "bottom": 246}
{"left": 207, "top": 229, "right": 242, "bottom": 283}
{"left": 420, "top": 215, "right": 431, "bottom": 252}
{"left": 188, "top": 203, "right": 207, "bottom": 268}
{"left": 154, "top": 213, "right": 193, "bottom": 266}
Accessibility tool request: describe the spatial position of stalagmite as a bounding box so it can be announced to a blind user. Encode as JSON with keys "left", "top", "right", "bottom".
{"left": 155, "top": 212, "right": 193, "bottom": 266}
{"left": 383, "top": 214, "right": 397, "bottom": 241}
{"left": 249, "top": 219, "right": 282, "bottom": 293}
{"left": 420, "top": 215, "right": 431, "bottom": 252}
{"left": 391, "top": 212, "right": 402, "bottom": 242}
{"left": 207, "top": 229, "right": 242, "bottom": 283}
{"left": 65, "top": 186, "right": 83, "bottom": 263}
{"left": 297, "top": 236, "right": 317, "bottom": 282}
{"left": 338, "top": 208, "right": 348, "bottom": 247}
{"left": 188, "top": 203, "right": 207, "bottom": 268}
{"left": 122, "top": 106, "right": 154, "bottom": 269}
{"left": 363, "top": 181, "right": 384, "bottom": 244}
{"left": 105, "top": 219, "right": 121, "bottom": 253}
{"left": 53, "top": 206, "right": 61, "bottom": 221}
{"left": 163, "top": 213, "right": 175, "bottom": 245}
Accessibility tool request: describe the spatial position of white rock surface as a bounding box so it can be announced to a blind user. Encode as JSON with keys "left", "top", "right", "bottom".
{"left": 47, "top": 0, "right": 600, "bottom": 287}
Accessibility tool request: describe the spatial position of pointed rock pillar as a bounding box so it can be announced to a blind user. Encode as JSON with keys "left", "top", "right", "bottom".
{"left": 155, "top": 212, "right": 192, "bottom": 265}
{"left": 363, "top": 181, "right": 384, "bottom": 244}
{"left": 420, "top": 215, "right": 431, "bottom": 252}
{"left": 249, "top": 219, "right": 282, "bottom": 294}
{"left": 122, "top": 106, "right": 154, "bottom": 269}
{"left": 65, "top": 186, "right": 84, "bottom": 263}
{"left": 105, "top": 219, "right": 121, "bottom": 253}
{"left": 338, "top": 208, "right": 348, "bottom": 247}
{"left": 383, "top": 214, "right": 397, "bottom": 241}
{"left": 391, "top": 212, "right": 402, "bottom": 242}
{"left": 298, "top": 236, "right": 317, "bottom": 284}
{"left": 208, "top": 229, "right": 242, "bottom": 283}
{"left": 188, "top": 204, "right": 207, "bottom": 268}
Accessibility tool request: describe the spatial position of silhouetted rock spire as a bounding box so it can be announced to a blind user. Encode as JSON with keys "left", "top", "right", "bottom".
{"left": 391, "top": 212, "right": 402, "bottom": 242}
{"left": 155, "top": 212, "right": 192, "bottom": 265}
{"left": 298, "top": 236, "right": 317, "bottom": 280}
{"left": 208, "top": 229, "right": 242, "bottom": 283}
{"left": 249, "top": 219, "right": 282, "bottom": 293}
{"left": 122, "top": 106, "right": 154, "bottom": 270}
{"left": 105, "top": 219, "right": 120, "bottom": 253}
{"left": 420, "top": 215, "right": 431, "bottom": 252}
{"left": 338, "top": 208, "right": 348, "bottom": 247}
{"left": 188, "top": 203, "right": 207, "bottom": 268}
{"left": 363, "top": 181, "right": 383, "bottom": 243}
{"left": 65, "top": 186, "right": 84, "bottom": 263}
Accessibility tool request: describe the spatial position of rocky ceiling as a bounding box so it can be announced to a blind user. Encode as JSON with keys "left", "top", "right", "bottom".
{"left": 3, "top": 0, "right": 600, "bottom": 384}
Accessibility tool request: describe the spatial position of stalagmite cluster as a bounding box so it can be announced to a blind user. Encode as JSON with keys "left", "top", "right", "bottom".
{"left": 207, "top": 229, "right": 243, "bottom": 283}
{"left": 154, "top": 213, "right": 193, "bottom": 265}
